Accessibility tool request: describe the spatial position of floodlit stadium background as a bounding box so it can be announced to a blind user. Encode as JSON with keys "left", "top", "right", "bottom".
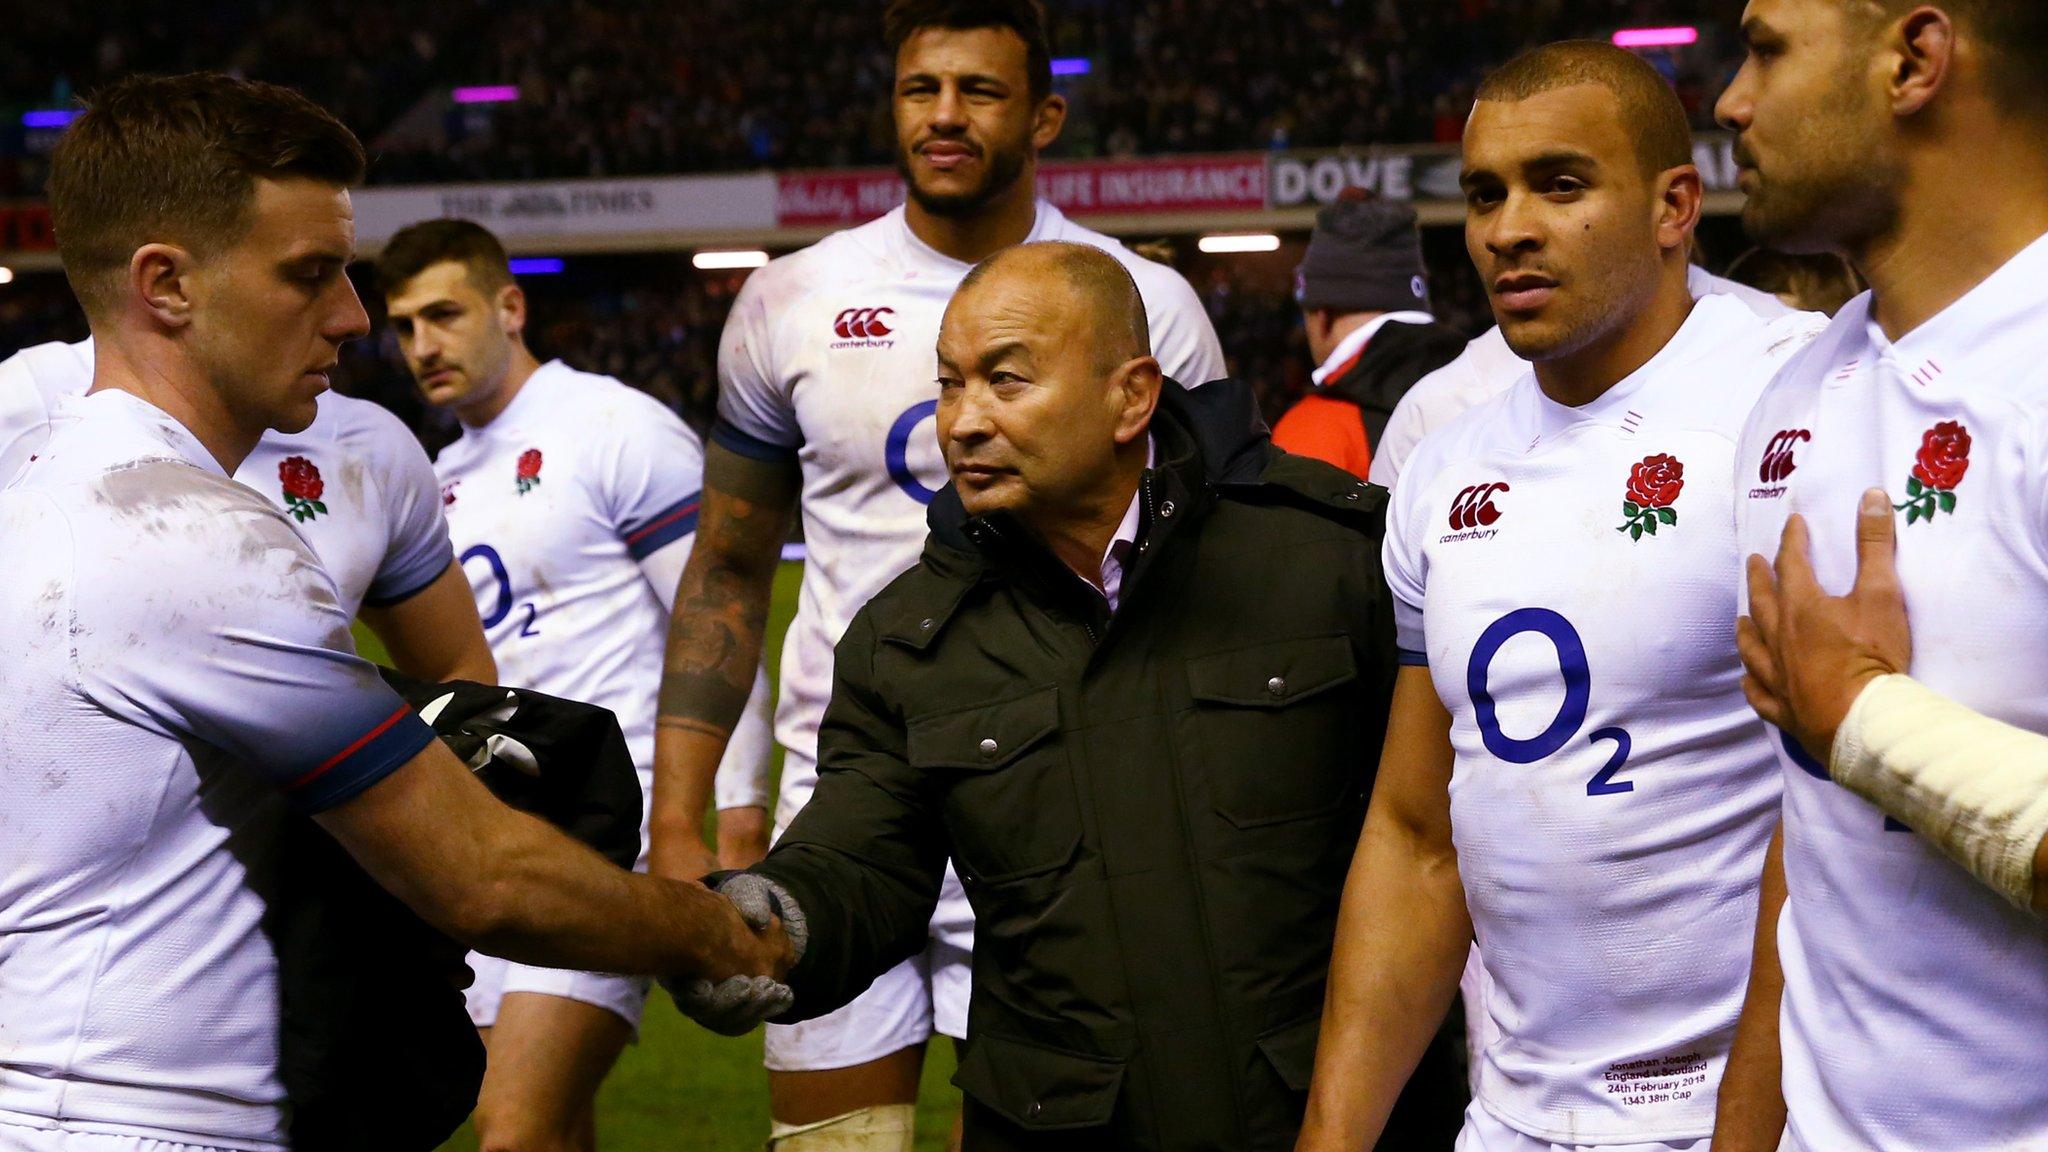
{"left": 0, "top": 5, "right": 1752, "bottom": 1147}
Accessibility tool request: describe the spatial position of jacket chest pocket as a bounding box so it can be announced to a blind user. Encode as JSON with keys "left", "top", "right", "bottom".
{"left": 908, "top": 686, "right": 1081, "bottom": 883}
{"left": 1183, "top": 635, "right": 1362, "bottom": 829}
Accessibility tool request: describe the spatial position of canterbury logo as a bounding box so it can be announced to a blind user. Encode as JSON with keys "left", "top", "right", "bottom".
{"left": 1759, "top": 429, "right": 1810, "bottom": 484}
{"left": 1448, "top": 482, "right": 1509, "bottom": 531}
{"left": 834, "top": 307, "right": 896, "bottom": 340}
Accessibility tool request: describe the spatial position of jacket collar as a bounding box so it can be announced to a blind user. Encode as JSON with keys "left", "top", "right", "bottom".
{"left": 876, "top": 377, "right": 1383, "bottom": 651}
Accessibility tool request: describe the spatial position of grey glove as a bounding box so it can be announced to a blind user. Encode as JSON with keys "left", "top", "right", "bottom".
{"left": 664, "top": 872, "right": 808, "bottom": 1036}
{"left": 716, "top": 871, "right": 808, "bottom": 962}
{"left": 668, "top": 973, "right": 794, "bottom": 1037}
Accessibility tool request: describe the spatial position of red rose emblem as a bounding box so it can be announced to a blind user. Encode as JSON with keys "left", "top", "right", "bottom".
{"left": 278, "top": 455, "right": 329, "bottom": 522}
{"left": 1618, "top": 453, "right": 1685, "bottom": 540}
{"left": 1896, "top": 420, "right": 1969, "bottom": 525}
{"left": 516, "top": 448, "right": 543, "bottom": 494}
{"left": 1626, "top": 454, "right": 1685, "bottom": 509}
{"left": 280, "top": 455, "right": 323, "bottom": 501}
{"left": 1911, "top": 421, "right": 1970, "bottom": 492}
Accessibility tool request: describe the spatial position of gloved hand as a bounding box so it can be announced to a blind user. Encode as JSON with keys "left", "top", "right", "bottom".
{"left": 666, "top": 872, "right": 808, "bottom": 1036}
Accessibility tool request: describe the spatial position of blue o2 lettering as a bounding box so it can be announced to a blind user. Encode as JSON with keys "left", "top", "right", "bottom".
{"left": 461, "top": 544, "right": 514, "bottom": 628}
{"left": 461, "top": 542, "right": 542, "bottom": 636}
{"left": 886, "top": 400, "right": 940, "bottom": 506}
{"left": 1585, "top": 727, "right": 1634, "bottom": 795}
{"left": 1466, "top": 608, "right": 1635, "bottom": 797}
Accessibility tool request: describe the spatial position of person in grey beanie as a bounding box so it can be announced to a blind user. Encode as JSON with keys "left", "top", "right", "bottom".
{"left": 1272, "top": 190, "right": 1469, "bottom": 480}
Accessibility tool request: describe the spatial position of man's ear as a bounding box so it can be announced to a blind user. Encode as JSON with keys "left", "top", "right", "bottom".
{"left": 1032, "top": 93, "right": 1067, "bottom": 153}
{"left": 1887, "top": 7, "right": 1956, "bottom": 119}
{"left": 497, "top": 281, "right": 529, "bottom": 340}
{"left": 1111, "top": 355, "right": 1163, "bottom": 447}
{"left": 1654, "top": 165, "right": 1705, "bottom": 257}
{"left": 130, "top": 243, "right": 198, "bottom": 330}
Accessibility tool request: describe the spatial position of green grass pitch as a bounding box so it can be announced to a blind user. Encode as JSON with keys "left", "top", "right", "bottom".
{"left": 354, "top": 562, "right": 964, "bottom": 1150}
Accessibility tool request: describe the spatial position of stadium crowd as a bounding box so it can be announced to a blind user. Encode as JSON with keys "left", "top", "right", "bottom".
{"left": 0, "top": 0, "right": 1742, "bottom": 192}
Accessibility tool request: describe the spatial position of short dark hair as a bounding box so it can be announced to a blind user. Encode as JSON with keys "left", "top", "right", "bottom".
{"left": 884, "top": 0, "right": 1053, "bottom": 104}
{"left": 374, "top": 218, "right": 515, "bottom": 298}
{"left": 1474, "top": 41, "right": 1694, "bottom": 178}
{"left": 48, "top": 72, "right": 366, "bottom": 319}
{"left": 1875, "top": 0, "right": 2048, "bottom": 123}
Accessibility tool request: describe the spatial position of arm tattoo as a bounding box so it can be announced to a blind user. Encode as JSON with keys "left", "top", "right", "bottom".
{"left": 658, "top": 449, "right": 797, "bottom": 733}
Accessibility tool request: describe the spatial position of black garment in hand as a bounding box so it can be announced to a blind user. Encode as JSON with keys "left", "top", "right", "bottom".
{"left": 273, "top": 672, "right": 642, "bottom": 1151}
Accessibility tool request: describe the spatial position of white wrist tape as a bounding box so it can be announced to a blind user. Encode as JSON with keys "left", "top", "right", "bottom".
{"left": 1830, "top": 674, "right": 2048, "bottom": 911}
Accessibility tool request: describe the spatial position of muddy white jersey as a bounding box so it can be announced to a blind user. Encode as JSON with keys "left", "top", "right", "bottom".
{"left": 714, "top": 200, "right": 1225, "bottom": 821}
{"left": 0, "top": 340, "right": 453, "bottom": 616}
{"left": 1370, "top": 269, "right": 1790, "bottom": 490}
{"left": 0, "top": 391, "right": 434, "bottom": 1149}
{"left": 1734, "top": 234, "right": 2048, "bottom": 1152}
{"left": 1387, "top": 294, "right": 1826, "bottom": 1143}
{"left": 434, "top": 360, "right": 714, "bottom": 786}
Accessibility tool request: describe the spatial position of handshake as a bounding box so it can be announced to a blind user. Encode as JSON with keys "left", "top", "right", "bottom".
{"left": 671, "top": 872, "right": 811, "bottom": 1036}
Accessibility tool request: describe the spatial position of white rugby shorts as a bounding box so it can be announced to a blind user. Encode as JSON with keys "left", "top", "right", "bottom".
{"left": 762, "top": 865, "right": 971, "bottom": 1072}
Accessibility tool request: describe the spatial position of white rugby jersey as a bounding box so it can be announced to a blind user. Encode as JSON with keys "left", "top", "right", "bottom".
{"left": 1387, "top": 293, "right": 1826, "bottom": 1143}
{"left": 1734, "top": 234, "right": 2048, "bottom": 1152}
{"left": 435, "top": 359, "right": 714, "bottom": 787}
{"left": 1370, "top": 269, "right": 1789, "bottom": 489}
{"left": 716, "top": 201, "right": 1225, "bottom": 821}
{"left": 0, "top": 390, "right": 435, "bottom": 1149}
{"left": 0, "top": 340, "right": 453, "bottom": 616}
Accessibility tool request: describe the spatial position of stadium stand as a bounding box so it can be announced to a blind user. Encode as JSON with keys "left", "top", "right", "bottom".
{"left": 1, "top": 1, "right": 1740, "bottom": 189}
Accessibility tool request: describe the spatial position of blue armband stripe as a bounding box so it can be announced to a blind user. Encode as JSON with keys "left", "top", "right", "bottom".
{"left": 624, "top": 493, "right": 702, "bottom": 559}
{"left": 285, "top": 706, "right": 438, "bottom": 813}
{"left": 711, "top": 418, "right": 800, "bottom": 463}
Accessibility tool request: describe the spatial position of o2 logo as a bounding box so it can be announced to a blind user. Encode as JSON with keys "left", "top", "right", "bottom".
{"left": 460, "top": 543, "right": 542, "bottom": 637}
{"left": 885, "top": 399, "right": 943, "bottom": 506}
{"left": 1465, "top": 608, "right": 1634, "bottom": 797}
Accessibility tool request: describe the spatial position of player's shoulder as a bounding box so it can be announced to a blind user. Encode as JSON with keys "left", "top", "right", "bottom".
{"left": 295, "top": 390, "right": 427, "bottom": 462}
{"left": 1400, "top": 372, "right": 1531, "bottom": 495}
{"left": 746, "top": 218, "right": 897, "bottom": 303}
{"left": 1643, "top": 294, "right": 1828, "bottom": 435}
{"left": 1406, "top": 328, "right": 1520, "bottom": 412}
{"left": 0, "top": 338, "right": 94, "bottom": 399}
{"left": 533, "top": 361, "right": 701, "bottom": 455}
{"left": 1759, "top": 295, "right": 1870, "bottom": 405}
{"left": 1049, "top": 214, "right": 1202, "bottom": 304}
{"left": 552, "top": 361, "right": 693, "bottom": 427}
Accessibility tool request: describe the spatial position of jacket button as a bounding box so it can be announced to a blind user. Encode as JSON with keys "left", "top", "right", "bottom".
{"left": 979, "top": 737, "right": 999, "bottom": 756}
{"left": 1345, "top": 491, "right": 1360, "bottom": 502}
{"left": 1267, "top": 676, "right": 1287, "bottom": 696}
{"left": 1028, "top": 1101, "right": 1043, "bottom": 1118}
{"left": 920, "top": 618, "right": 935, "bottom": 630}
{"left": 1159, "top": 500, "right": 1176, "bottom": 518}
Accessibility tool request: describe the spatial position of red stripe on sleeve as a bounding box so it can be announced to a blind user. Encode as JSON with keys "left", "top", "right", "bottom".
{"left": 288, "top": 705, "right": 412, "bottom": 792}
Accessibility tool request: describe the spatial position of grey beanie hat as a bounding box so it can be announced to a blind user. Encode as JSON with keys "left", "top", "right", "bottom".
{"left": 1294, "top": 192, "right": 1431, "bottom": 314}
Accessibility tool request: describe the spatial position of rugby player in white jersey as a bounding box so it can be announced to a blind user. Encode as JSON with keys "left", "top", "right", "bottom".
{"left": 0, "top": 339, "right": 494, "bottom": 681}
{"left": 0, "top": 72, "right": 788, "bottom": 1152}
{"left": 1358, "top": 264, "right": 1796, "bottom": 1096}
{"left": 652, "top": 1, "right": 1223, "bottom": 1145}
{"left": 1711, "top": 1, "right": 2048, "bottom": 1148}
{"left": 374, "top": 218, "right": 776, "bottom": 1151}
{"left": 1296, "top": 43, "right": 1825, "bottom": 1152}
